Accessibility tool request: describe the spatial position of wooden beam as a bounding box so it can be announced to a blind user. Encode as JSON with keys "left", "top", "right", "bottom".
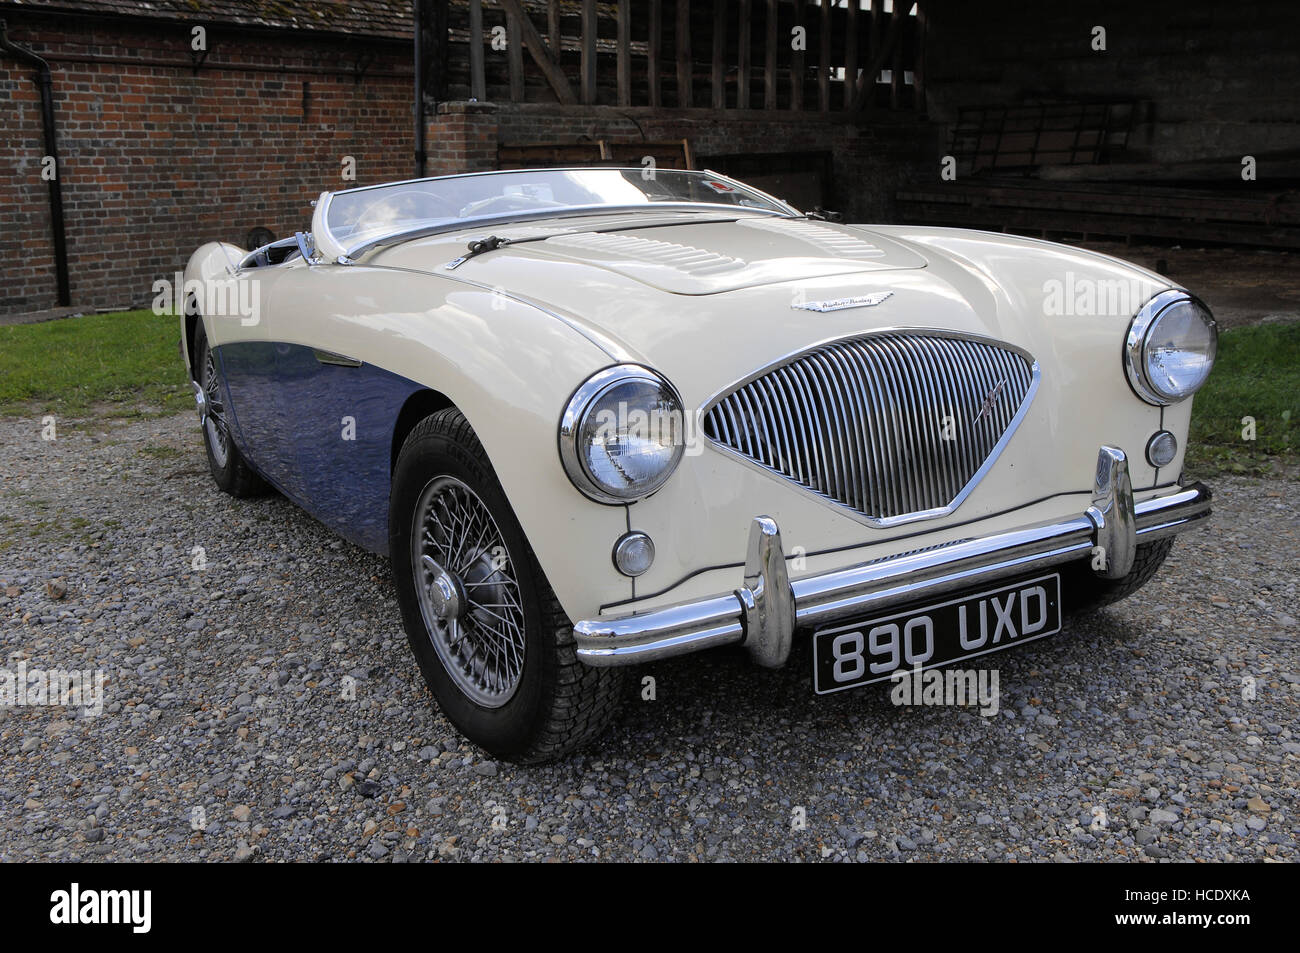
{"left": 498, "top": 0, "right": 577, "bottom": 105}
{"left": 890, "top": 0, "right": 905, "bottom": 110}
{"left": 580, "top": 0, "right": 596, "bottom": 104}
{"left": 506, "top": 4, "right": 525, "bottom": 102}
{"left": 711, "top": 0, "right": 727, "bottom": 109}
{"left": 737, "top": 0, "right": 751, "bottom": 109}
{"left": 648, "top": 0, "right": 662, "bottom": 107}
{"left": 764, "top": 0, "right": 778, "bottom": 109}
{"left": 469, "top": 0, "right": 486, "bottom": 101}
{"left": 617, "top": 0, "right": 632, "bottom": 105}
{"left": 547, "top": 0, "right": 560, "bottom": 54}
{"left": 844, "top": 0, "right": 857, "bottom": 110}
{"left": 818, "top": 0, "right": 830, "bottom": 111}
{"left": 676, "top": 0, "right": 693, "bottom": 108}
{"left": 913, "top": 0, "right": 926, "bottom": 113}
{"left": 790, "top": 0, "right": 804, "bottom": 112}
{"left": 854, "top": 1, "right": 904, "bottom": 109}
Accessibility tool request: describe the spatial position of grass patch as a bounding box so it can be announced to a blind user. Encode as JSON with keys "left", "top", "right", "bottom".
{"left": 0, "top": 309, "right": 189, "bottom": 416}
{"left": 1187, "top": 321, "right": 1299, "bottom": 475}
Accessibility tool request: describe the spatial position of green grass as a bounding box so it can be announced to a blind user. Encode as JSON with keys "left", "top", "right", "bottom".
{"left": 1186, "top": 321, "right": 1300, "bottom": 475}
{"left": 0, "top": 309, "right": 189, "bottom": 416}
{"left": 137, "top": 444, "right": 185, "bottom": 460}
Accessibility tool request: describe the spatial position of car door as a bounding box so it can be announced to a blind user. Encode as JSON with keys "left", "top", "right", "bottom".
{"left": 267, "top": 267, "right": 423, "bottom": 552}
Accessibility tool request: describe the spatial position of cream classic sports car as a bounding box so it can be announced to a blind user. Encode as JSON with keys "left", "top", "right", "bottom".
{"left": 181, "top": 168, "right": 1215, "bottom": 762}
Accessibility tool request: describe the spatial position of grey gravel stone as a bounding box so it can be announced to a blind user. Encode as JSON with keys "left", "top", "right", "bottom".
{"left": 1, "top": 412, "right": 1296, "bottom": 863}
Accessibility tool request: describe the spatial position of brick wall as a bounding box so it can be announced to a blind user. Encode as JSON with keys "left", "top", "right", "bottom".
{"left": 0, "top": 14, "right": 413, "bottom": 314}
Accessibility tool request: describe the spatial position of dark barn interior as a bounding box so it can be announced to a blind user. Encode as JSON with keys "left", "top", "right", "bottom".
{"left": 1, "top": 0, "right": 1296, "bottom": 316}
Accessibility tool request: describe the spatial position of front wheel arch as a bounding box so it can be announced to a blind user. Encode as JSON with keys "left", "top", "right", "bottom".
{"left": 183, "top": 298, "right": 201, "bottom": 382}
{"left": 390, "top": 388, "right": 455, "bottom": 474}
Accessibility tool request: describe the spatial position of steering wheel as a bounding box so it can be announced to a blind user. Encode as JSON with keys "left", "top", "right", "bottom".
{"left": 352, "top": 190, "right": 457, "bottom": 234}
{"left": 459, "top": 193, "right": 568, "bottom": 218}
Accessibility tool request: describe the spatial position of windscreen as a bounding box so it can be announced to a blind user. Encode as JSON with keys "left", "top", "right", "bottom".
{"left": 324, "top": 169, "right": 792, "bottom": 251}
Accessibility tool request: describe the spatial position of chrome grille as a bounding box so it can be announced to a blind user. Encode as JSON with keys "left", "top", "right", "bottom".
{"left": 702, "top": 332, "right": 1038, "bottom": 525}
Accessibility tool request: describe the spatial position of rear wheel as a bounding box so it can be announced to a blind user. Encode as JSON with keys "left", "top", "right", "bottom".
{"left": 193, "top": 323, "right": 267, "bottom": 498}
{"left": 1060, "top": 537, "right": 1175, "bottom": 615}
{"left": 390, "top": 408, "right": 623, "bottom": 763}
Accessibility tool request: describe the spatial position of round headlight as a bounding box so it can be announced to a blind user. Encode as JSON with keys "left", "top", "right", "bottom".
{"left": 1125, "top": 290, "right": 1217, "bottom": 405}
{"left": 559, "top": 365, "right": 685, "bottom": 503}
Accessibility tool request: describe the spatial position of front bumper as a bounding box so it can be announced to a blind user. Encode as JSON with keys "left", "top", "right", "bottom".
{"left": 574, "top": 446, "right": 1212, "bottom": 668}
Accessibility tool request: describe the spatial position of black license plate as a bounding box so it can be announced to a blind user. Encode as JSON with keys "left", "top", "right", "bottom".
{"left": 812, "top": 573, "right": 1062, "bottom": 695}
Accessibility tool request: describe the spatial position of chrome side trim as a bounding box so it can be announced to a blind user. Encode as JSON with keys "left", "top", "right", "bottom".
{"left": 573, "top": 451, "right": 1211, "bottom": 668}
{"left": 313, "top": 349, "right": 362, "bottom": 368}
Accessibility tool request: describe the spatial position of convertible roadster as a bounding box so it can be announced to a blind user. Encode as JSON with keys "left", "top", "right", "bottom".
{"left": 181, "top": 167, "right": 1214, "bottom": 762}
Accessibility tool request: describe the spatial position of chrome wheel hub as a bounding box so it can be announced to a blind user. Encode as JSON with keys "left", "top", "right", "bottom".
{"left": 422, "top": 555, "right": 465, "bottom": 621}
{"left": 411, "top": 476, "right": 526, "bottom": 708}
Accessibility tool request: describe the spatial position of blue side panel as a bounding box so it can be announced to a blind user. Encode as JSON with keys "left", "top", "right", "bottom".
{"left": 218, "top": 341, "right": 292, "bottom": 488}
{"left": 217, "top": 340, "right": 425, "bottom": 556}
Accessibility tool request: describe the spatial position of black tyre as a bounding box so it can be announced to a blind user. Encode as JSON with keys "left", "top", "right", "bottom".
{"left": 193, "top": 322, "right": 267, "bottom": 498}
{"left": 1060, "top": 537, "right": 1175, "bottom": 615}
{"left": 389, "top": 408, "right": 623, "bottom": 763}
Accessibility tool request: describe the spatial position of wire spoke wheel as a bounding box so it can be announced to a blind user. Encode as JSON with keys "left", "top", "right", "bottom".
{"left": 411, "top": 475, "right": 527, "bottom": 708}
{"left": 200, "top": 344, "right": 230, "bottom": 468}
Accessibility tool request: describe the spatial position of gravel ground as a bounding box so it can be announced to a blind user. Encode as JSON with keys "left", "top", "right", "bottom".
{"left": 1, "top": 410, "right": 1296, "bottom": 862}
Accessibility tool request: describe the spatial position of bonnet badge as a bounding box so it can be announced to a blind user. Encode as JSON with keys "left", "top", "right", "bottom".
{"left": 792, "top": 291, "right": 893, "bottom": 313}
{"left": 971, "top": 379, "right": 1009, "bottom": 428}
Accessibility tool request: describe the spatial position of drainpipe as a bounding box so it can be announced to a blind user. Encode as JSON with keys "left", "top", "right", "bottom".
{"left": 0, "top": 19, "right": 70, "bottom": 306}
{"left": 413, "top": 0, "right": 426, "bottom": 178}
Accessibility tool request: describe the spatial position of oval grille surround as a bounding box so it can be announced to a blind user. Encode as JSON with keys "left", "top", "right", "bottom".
{"left": 701, "top": 332, "right": 1038, "bottom": 526}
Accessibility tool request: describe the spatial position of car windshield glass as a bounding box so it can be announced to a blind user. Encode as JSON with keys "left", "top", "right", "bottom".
{"left": 324, "top": 169, "right": 793, "bottom": 251}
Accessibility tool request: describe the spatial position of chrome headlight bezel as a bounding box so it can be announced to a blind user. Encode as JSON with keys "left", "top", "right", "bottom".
{"left": 558, "top": 364, "right": 686, "bottom": 505}
{"left": 1124, "top": 289, "right": 1218, "bottom": 406}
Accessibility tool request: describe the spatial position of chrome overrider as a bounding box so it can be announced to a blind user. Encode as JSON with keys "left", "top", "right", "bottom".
{"left": 573, "top": 446, "right": 1212, "bottom": 668}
